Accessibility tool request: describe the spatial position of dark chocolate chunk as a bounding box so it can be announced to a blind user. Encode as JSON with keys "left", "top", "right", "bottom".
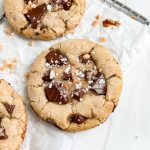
{"left": 72, "top": 115, "right": 86, "bottom": 124}
{"left": 62, "top": 68, "right": 73, "bottom": 82}
{"left": 90, "top": 72, "right": 107, "bottom": 95}
{"left": 24, "top": 3, "right": 47, "bottom": 29}
{"left": 71, "top": 89, "right": 85, "bottom": 101}
{"left": 24, "top": 0, "right": 35, "bottom": 4}
{"left": 45, "top": 50, "right": 68, "bottom": 66}
{"left": 42, "top": 69, "right": 55, "bottom": 81}
{"left": 0, "top": 126, "right": 8, "bottom": 140}
{"left": 44, "top": 82, "right": 68, "bottom": 104}
{"left": 3, "top": 103, "right": 15, "bottom": 116}
{"left": 52, "top": 0, "right": 72, "bottom": 11}
{"left": 79, "top": 54, "right": 91, "bottom": 64}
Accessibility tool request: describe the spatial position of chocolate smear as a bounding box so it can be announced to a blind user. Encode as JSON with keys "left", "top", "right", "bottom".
{"left": 24, "top": 3, "right": 47, "bottom": 29}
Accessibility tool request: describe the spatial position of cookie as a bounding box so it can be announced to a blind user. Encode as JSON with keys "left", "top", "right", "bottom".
{"left": 27, "top": 39, "right": 123, "bottom": 132}
{"left": 0, "top": 80, "right": 27, "bottom": 150}
{"left": 3, "top": 0, "right": 85, "bottom": 40}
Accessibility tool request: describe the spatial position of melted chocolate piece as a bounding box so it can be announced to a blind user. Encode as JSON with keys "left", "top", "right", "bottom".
{"left": 62, "top": 70, "right": 73, "bottom": 82}
{"left": 90, "top": 72, "right": 107, "bottom": 95}
{"left": 45, "top": 50, "right": 68, "bottom": 66}
{"left": 72, "top": 115, "right": 86, "bottom": 124}
{"left": 44, "top": 82, "right": 68, "bottom": 104}
{"left": 71, "top": 89, "right": 85, "bottom": 101}
{"left": 3, "top": 103, "right": 15, "bottom": 116}
{"left": 52, "top": 0, "right": 72, "bottom": 11}
{"left": 24, "top": 0, "right": 35, "bottom": 4}
{"left": 102, "top": 19, "right": 121, "bottom": 28}
{"left": 24, "top": 3, "right": 47, "bottom": 29}
{"left": 0, "top": 127, "right": 8, "bottom": 140}
{"left": 79, "top": 54, "right": 91, "bottom": 64}
{"left": 42, "top": 70, "right": 52, "bottom": 81}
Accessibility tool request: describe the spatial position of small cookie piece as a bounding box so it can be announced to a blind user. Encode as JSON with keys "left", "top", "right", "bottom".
{"left": 0, "top": 80, "right": 27, "bottom": 150}
{"left": 27, "top": 39, "right": 123, "bottom": 132}
{"left": 3, "top": 0, "right": 85, "bottom": 40}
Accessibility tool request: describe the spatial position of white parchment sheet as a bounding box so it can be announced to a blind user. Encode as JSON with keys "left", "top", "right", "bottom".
{"left": 0, "top": 0, "right": 150, "bottom": 150}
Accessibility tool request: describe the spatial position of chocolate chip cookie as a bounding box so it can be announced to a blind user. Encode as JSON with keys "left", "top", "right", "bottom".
{"left": 0, "top": 80, "right": 27, "bottom": 149}
{"left": 3, "top": 0, "right": 85, "bottom": 40}
{"left": 27, "top": 39, "right": 123, "bottom": 132}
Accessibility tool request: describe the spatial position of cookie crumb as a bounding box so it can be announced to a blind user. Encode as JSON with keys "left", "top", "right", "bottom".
{"left": 99, "top": 37, "right": 107, "bottom": 43}
{"left": 28, "top": 40, "right": 34, "bottom": 46}
{"left": 95, "top": 15, "right": 100, "bottom": 20}
{"left": 4, "top": 26, "right": 13, "bottom": 36}
{"left": 0, "top": 58, "right": 17, "bottom": 72}
{"left": 91, "top": 20, "right": 98, "bottom": 27}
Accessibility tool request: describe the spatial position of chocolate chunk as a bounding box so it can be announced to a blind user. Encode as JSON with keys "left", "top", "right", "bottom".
{"left": 24, "top": 0, "right": 35, "bottom": 4}
{"left": 79, "top": 54, "right": 91, "bottom": 64}
{"left": 0, "top": 126, "right": 8, "bottom": 140}
{"left": 62, "top": 68, "right": 73, "bottom": 82}
{"left": 72, "top": 115, "right": 86, "bottom": 124}
{"left": 3, "top": 103, "right": 15, "bottom": 116}
{"left": 42, "top": 69, "right": 55, "bottom": 81}
{"left": 71, "top": 89, "right": 85, "bottom": 101}
{"left": 90, "top": 72, "right": 107, "bottom": 95}
{"left": 24, "top": 3, "right": 47, "bottom": 29}
{"left": 52, "top": 0, "right": 72, "bottom": 11}
{"left": 44, "top": 82, "right": 68, "bottom": 104}
{"left": 45, "top": 50, "right": 68, "bottom": 66}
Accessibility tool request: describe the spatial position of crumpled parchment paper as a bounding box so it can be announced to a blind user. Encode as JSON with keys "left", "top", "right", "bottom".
{"left": 0, "top": 0, "right": 150, "bottom": 150}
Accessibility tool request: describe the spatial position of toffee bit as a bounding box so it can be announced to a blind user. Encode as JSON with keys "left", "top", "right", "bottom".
{"left": 102, "top": 19, "right": 121, "bottom": 28}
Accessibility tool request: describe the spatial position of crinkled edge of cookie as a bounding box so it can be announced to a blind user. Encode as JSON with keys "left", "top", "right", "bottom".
{"left": 27, "top": 39, "right": 123, "bottom": 132}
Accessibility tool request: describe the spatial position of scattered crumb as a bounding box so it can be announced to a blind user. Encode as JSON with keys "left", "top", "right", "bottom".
{"left": 28, "top": 40, "right": 34, "bottom": 46}
{"left": 102, "top": 19, "right": 121, "bottom": 28}
{"left": 4, "top": 26, "right": 13, "bottom": 36}
{"left": 91, "top": 20, "right": 98, "bottom": 27}
{"left": 99, "top": 37, "right": 107, "bottom": 43}
{"left": 95, "top": 15, "right": 100, "bottom": 20}
{"left": 0, "top": 43, "right": 3, "bottom": 52}
{"left": 0, "top": 59, "right": 17, "bottom": 73}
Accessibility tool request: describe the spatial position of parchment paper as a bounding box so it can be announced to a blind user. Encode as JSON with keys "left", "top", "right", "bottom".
{"left": 0, "top": 0, "right": 150, "bottom": 150}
